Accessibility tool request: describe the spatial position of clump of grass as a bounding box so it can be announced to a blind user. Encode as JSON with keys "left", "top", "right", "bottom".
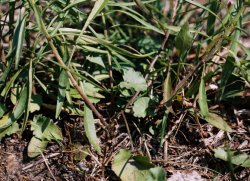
{"left": 0, "top": 0, "right": 249, "bottom": 180}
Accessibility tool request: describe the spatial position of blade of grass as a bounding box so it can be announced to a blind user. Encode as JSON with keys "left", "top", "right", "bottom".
{"left": 56, "top": 46, "right": 69, "bottom": 119}
{"left": 160, "top": 111, "right": 169, "bottom": 146}
{"left": 184, "top": 0, "right": 222, "bottom": 23}
{"left": 84, "top": 105, "right": 101, "bottom": 154}
{"left": 22, "top": 60, "right": 33, "bottom": 132}
{"left": 67, "top": 0, "right": 109, "bottom": 68}
{"left": 1, "top": 67, "right": 24, "bottom": 98}
{"left": 207, "top": 0, "right": 219, "bottom": 43}
{"left": 55, "top": 69, "right": 68, "bottom": 118}
{"left": 6, "top": 84, "right": 28, "bottom": 128}
{"left": 13, "top": 11, "right": 26, "bottom": 70}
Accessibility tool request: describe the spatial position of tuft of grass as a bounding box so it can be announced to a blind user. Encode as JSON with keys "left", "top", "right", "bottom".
{"left": 0, "top": 0, "right": 249, "bottom": 180}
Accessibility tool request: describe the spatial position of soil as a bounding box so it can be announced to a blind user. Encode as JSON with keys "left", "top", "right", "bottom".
{"left": 0, "top": 109, "right": 249, "bottom": 181}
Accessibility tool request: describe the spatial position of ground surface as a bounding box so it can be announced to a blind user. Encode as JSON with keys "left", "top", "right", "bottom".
{"left": 0, "top": 108, "right": 249, "bottom": 180}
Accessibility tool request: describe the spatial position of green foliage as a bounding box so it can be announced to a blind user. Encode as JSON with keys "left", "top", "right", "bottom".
{"left": 30, "top": 115, "right": 63, "bottom": 141}
{"left": 30, "top": 94, "right": 42, "bottom": 113}
{"left": 56, "top": 69, "right": 68, "bottom": 118}
{"left": 70, "top": 82, "right": 104, "bottom": 103}
{"left": 0, "top": 115, "right": 19, "bottom": 140}
{"left": 204, "top": 113, "right": 233, "bottom": 132}
{"left": 132, "top": 97, "right": 150, "bottom": 118}
{"left": 198, "top": 78, "right": 232, "bottom": 132}
{"left": 0, "top": 104, "right": 7, "bottom": 118}
{"left": 84, "top": 105, "right": 101, "bottom": 154}
{"left": 220, "top": 56, "right": 236, "bottom": 100}
{"left": 120, "top": 68, "right": 147, "bottom": 92}
{"left": 28, "top": 137, "right": 49, "bottom": 158}
{"left": 198, "top": 78, "right": 209, "bottom": 117}
{"left": 112, "top": 149, "right": 165, "bottom": 181}
{"left": 83, "top": 0, "right": 109, "bottom": 31}
{"left": 0, "top": 0, "right": 249, "bottom": 179}
{"left": 6, "top": 85, "right": 28, "bottom": 128}
{"left": 13, "top": 11, "right": 26, "bottom": 70}
{"left": 28, "top": 115, "right": 63, "bottom": 157}
{"left": 175, "top": 23, "right": 192, "bottom": 53}
{"left": 214, "top": 148, "right": 250, "bottom": 167}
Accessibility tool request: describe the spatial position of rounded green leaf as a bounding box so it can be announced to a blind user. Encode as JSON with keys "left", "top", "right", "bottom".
{"left": 132, "top": 97, "right": 150, "bottom": 118}
{"left": 120, "top": 68, "right": 147, "bottom": 92}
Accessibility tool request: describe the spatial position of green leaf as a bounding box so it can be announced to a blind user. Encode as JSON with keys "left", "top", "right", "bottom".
{"left": 214, "top": 148, "right": 250, "bottom": 167}
{"left": 0, "top": 104, "right": 7, "bottom": 118}
{"left": 0, "top": 0, "right": 15, "bottom": 3}
{"left": 84, "top": 105, "right": 101, "bottom": 154}
{"left": 133, "top": 0, "right": 150, "bottom": 15}
{"left": 0, "top": 59, "right": 13, "bottom": 90}
{"left": 88, "top": 35, "right": 154, "bottom": 58}
{"left": 147, "top": 167, "right": 166, "bottom": 181}
{"left": 6, "top": 85, "right": 28, "bottom": 128}
{"left": 30, "top": 115, "right": 63, "bottom": 141}
{"left": 22, "top": 61, "right": 33, "bottom": 131}
{"left": 56, "top": 69, "right": 68, "bottom": 118}
{"left": 184, "top": 0, "right": 221, "bottom": 23}
{"left": 29, "top": 94, "right": 43, "bottom": 113}
{"left": 120, "top": 68, "right": 147, "bottom": 92}
{"left": 205, "top": 113, "right": 232, "bottom": 132}
{"left": 175, "top": 23, "right": 192, "bottom": 53}
{"left": 0, "top": 113, "right": 12, "bottom": 130}
{"left": 160, "top": 111, "right": 169, "bottom": 146}
{"left": 64, "top": 103, "right": 84, "bottom": 116}
{"left": 82, "top": 0, "right": 109, "bottom": 32}
{"left": 28, "top": 136, "right": 49, "bottom": 158}
{"left": 70, "top": 82, "right": 104, "bottom": 103}
{"left": 56, "top": 28, "right": 154, "bottom": 58}
{"left": 0, "top": 122, "right": 19, "bottom": 140}
{"left": 83, "top": 82, "right": 105, "bottom": 99}
{"left": 63, "top": 0, "right": 88, "bottom": 11}
{"left": 161, "top": 66, "right": 172, "bottom": 110}
{"left": 112, "top": 149, "right": 148, "bottom": 180}
{"left": 87, "top": 56, "right": 105, "bottom": 68}
{"left": 198, "top": 78, "right": 209, "bottom": 117}
{"left": 13, "top": 11, "right": 26, "bottom": 70}
{"left": 220, "top": 56, "right": 235, "bottom": 99}
{"left": 207, "top": 0, "right": 219, "bottom": 38}
{"left": 29, "top": 0, "right": 46, "bottom": 36}
{"left": 132, "top": 97, "right": 150, "bottom": 118}
{"left": 1, "top": 68, "right": 24, "bottom": 98}
{"left": 112, "top": 149, "right": 165, "bottom": 181}
{"left": 113, "top": 10, "right": 164, "bottom": 35}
